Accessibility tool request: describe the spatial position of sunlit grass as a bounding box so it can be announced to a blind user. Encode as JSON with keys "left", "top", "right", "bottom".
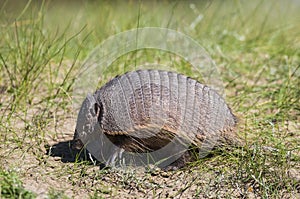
{"left": 0, "top": 167, "right": 36, "bottom": 199}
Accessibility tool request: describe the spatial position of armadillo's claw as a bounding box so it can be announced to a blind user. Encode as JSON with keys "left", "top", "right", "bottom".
{"left": 72, "top": 138, "right": 84, "bottom": 150}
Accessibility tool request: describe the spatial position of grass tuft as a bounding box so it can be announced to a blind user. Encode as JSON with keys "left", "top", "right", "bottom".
{"left": 0, "top": 167, "right": 36, "bottom": 199}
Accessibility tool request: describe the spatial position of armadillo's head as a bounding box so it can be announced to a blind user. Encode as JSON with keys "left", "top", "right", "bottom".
{"left": 73, "top": 93, "right": 101, "bottom": 150}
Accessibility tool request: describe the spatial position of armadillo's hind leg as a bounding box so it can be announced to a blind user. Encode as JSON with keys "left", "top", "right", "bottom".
{"left": 162, "top": 150, "right": 194, "bottom": 171}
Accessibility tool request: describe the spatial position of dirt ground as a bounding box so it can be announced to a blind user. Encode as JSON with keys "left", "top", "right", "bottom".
{"left": 1, "top": 115, "right": 299, "bottom": 199}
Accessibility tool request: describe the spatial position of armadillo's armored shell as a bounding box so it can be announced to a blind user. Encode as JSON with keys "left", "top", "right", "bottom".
{"left": 91, "top": 69, "right": 237, "bottom": 153}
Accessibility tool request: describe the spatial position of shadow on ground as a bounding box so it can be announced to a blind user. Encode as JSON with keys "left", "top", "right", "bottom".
{"left": 45, "top": 140, "right": 102, "bottom": 167}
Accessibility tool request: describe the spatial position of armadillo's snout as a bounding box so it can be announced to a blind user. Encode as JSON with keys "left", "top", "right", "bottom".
{"left": 72, "top": 129, "right": 84, "bottom": 150}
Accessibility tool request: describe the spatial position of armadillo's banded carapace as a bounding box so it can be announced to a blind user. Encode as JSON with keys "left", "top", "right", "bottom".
{"left": 93, "top": 69, "right": 237, "bottom": 146}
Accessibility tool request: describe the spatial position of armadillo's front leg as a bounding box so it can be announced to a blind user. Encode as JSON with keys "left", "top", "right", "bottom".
{"left": 106, "top": 147, "right": 125, "bottom": 167}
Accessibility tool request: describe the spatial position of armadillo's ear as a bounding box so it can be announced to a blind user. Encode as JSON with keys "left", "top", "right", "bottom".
{"left": 94, "top": 102, "right": 101, "bottom": 118}
{"left": 86, "top": 93, "right": 100, "bottom": 118}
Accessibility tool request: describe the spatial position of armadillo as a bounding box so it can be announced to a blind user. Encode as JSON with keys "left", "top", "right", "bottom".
{"left": 73, "top": 69, "right": 239, "bottom": 170}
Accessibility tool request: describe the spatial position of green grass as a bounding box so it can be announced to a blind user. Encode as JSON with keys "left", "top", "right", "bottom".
{"left": 0, "top": 0, "right": 299, "bottom": 198}
{"left": 0, "top": 167, "right": 36, "bottom": 199}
